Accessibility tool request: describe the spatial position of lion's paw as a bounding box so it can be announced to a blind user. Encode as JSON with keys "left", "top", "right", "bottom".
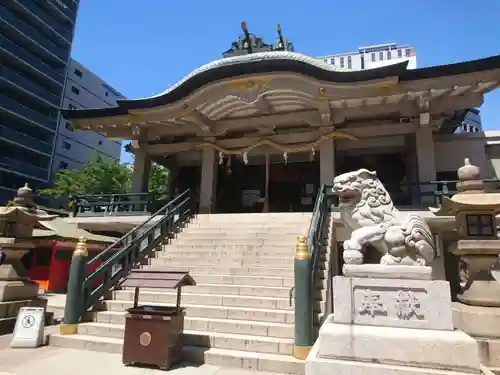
{"left": 343, "top": 250, "right": 364, "bottom": 265}
{"left": 380, "top": 253, "right": 399, "bottom": 265}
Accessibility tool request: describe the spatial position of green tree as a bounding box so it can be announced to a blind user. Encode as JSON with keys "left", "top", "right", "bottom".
{"left": 149, "top": 163, "right": 170, "bottom": 199}
{"left": 40, "top": 156, "right": 132, "bottom": 198}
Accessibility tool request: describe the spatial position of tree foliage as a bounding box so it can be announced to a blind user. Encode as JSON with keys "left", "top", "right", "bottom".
{"left": 40, "top": 156, "right": 132, "bottom": 198}
{"left": 40, "top": 155, "right": 170, "bottom": 203}
{"left": 149, "top": 164, "right": 170, "bottom": 199}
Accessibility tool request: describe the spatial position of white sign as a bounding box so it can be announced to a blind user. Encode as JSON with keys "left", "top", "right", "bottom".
{"left": 11, "top": 307, "right": 45, "bottom": 348}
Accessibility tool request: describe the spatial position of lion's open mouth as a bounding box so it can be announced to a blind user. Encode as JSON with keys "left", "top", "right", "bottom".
{"left": 335, "top": 190, "right": 360, "bottom": 204}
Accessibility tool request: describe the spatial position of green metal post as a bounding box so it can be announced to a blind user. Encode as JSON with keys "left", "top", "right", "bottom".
{"left": 294, "top": 235, "right": 313, "bottom": 360}
{"left": 60, "top": 237, "right": 88, "bottom": 335}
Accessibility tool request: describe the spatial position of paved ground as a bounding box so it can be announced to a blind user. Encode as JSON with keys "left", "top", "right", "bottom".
{"left": 0, "top": 332, "right": 289, "bottom": 375}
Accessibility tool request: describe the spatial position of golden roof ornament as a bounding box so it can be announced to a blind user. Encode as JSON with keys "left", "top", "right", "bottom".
{"left": 456, "top": 158, "right": 483, "bottom": 193}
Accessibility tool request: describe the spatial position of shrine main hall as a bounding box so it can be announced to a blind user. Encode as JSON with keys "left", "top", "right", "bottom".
{"left": 63, "top": 32, "right": 500, "bottom": 213}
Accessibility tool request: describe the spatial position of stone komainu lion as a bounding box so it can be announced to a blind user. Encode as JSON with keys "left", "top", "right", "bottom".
{"left": 332, "top": 169, "right": 435, "bottom": 266}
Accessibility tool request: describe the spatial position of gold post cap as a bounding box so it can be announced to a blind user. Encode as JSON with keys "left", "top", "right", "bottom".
{"left": 295, "top": 235, "right": 310, "bottom": 260}
{"left": 74, "top": 237, "right": 88, "bottom": 257}
{"left": 240, "top": 21, "right": 247, "bottom": 31}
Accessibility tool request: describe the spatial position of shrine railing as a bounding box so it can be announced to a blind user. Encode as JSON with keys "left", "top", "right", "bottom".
{"left": 70, "top": 192, "right": 170, "bottom": 217}
{"left": 293, "top": 184, "right": 332, "bottom": 359}
{"left": 60, "top": 189, "right": 196, "bottom": 334}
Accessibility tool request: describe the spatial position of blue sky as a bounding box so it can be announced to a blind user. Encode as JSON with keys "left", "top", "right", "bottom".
{"left": 71, "top": 0, "right": 500, "bottom": 164}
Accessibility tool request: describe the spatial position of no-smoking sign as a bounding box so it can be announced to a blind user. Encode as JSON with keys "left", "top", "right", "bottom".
{"left": 21, "top": 315, "right": 35, "bottom": 328}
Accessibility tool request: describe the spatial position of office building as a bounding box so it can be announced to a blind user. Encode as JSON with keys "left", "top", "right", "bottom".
{"left": 318, "top": 42, "right": 417, "bottom": 71}
{"left": 0, "top": 0, "right": 79, "bottom": 204}
{"left": 318, "top": 43, "right": 482, "bottom": 133}
{"left": 52, "top": 59, "right": 123, "bottom": 177}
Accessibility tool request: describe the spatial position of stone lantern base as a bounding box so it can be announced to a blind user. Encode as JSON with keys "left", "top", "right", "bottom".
{"left": 0, "top": 238, "right": 46, "bottom": 334}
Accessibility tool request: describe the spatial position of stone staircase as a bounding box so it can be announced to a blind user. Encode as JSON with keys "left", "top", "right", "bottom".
{"left": 50, "top": 212, "right": 325, "bottom": 374}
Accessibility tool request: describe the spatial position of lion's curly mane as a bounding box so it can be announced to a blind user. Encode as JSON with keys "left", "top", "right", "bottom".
{"left": 344, "top": 170, "right": 399, "bottom": 226}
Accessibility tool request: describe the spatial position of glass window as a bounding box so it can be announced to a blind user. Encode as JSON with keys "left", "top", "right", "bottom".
{"left": 398, "top": 49, "right": 403, "bottom": 58}
{"left": 466, "top": 214, "right": 494, "bottom": 237}
{"left": 64, "top": 121, "right": 73, "bottom": 131}
{"left": 330, "top": 58, "right": 335, "bottom": 65}
{"left": 63, "top": 141, "right": 71, "bottom": 150}
{"left": 405, "top": 48, "right": 411, "bottom": 57}
{"left": 340, "top": 57, "right": 344, "bottom": 67}
{"left": 74, "top": 69, "right": 82, "bottom": 78}
{"left": 379, "top": 51, "right": 384, "bottom": 60}
{"left": 347, "top": 56, "right": 352, "bottom": 69}
{"left": 371, "top": 53, "right": 375, "bottom": 62}
{"left": 387, "top": 51, "right": 392, "bottom": 60}
{"left": 59, "top": 161, "right": 68, "bottom": 169}
{"left": 71, "top": 86, "right": 80, "bottom": 95}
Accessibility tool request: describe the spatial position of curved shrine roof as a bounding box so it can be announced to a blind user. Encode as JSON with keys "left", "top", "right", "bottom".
{"left": 62, "top": 51, "right": 500, "bottom": 120}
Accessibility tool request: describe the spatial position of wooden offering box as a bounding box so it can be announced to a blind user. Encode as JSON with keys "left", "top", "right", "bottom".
{"left": 120, "top": 270, "right": 196, "bottom": 370}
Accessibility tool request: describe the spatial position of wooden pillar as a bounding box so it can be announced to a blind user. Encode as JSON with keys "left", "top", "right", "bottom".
{"left": 415, "top": 126, "right": 436, "bottom": 204}
{"left": 199, "top": 147, "right": 217, "bottom": 214}
{"left": 131, "top": 149, "right": 151, "bottom": 194}
{"left": 320, "top": 139, "right": 335, "bottom": 186}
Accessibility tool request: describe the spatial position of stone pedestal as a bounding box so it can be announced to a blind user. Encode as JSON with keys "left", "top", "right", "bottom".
{"left": 453, "top": 302, "right": 500, "bottom": 372}
{"left": 0, "top": 238, "right": 45, "bottom": 334}
{"left": 306, "top": 265, "right": 483, "bottom": 375}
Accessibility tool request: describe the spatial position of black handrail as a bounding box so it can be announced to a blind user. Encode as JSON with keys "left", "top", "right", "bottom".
{"left": 81, "top": 189, "right": 195, "bottom": 314}
{"left": 307, "top": 185, "right": 330, "bottom": 323}
{"left": 71, "top": 192, "right": 156, "bottom": 216}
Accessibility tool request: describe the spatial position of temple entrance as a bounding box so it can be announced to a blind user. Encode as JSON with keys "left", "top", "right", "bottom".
{"left": 336, "top": 154, "right": 408, "bottom": 205}
{"left": 215, "top": 153, "right": 319, "bottom": 213}
{"left": 216, "top": 160, "right": 265, "bottom": 213}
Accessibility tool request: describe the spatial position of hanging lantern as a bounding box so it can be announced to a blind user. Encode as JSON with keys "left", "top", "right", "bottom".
{"left": 310, "top": 147, "right": 316, "bottom": 161}
{"left": 283, "top": 152, "right": 288, "bottom": 165}
{"left": 227, "top": 155, "right": 232, "bottom": 175}
{"left": 242, "top": 152, "right": 248, "bottom": 165}
{"left": 219, "top": 151, "right": 224, "bottom": 165}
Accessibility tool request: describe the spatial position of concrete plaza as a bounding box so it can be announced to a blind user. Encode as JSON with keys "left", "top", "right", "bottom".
{"left": 0, "top": 330, "right": 291, "bottom": 375}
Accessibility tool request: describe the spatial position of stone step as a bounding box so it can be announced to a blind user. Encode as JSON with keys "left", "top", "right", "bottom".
{"left": 174, "top": 232, "right": 303, "bottom": 240}
{"left": 183, "top": 225, "right": 309, "bottom": 233}
{"left": 121, "top": 283, "right": 293, "bottom": 298}
{"left": 188, "top": 219, "right": 309, "bottom": 224}
{"left": 164, "top": 273, "right": 295, "bottom": 288}
{"left": 77, "top": 322, "right": 294, "bottom": 355}
{"left": 477, "top": 337, "right": 500, "bottom": 368}
{"left": 49, "top": 334, "right": 304, "bottom": 374}
{"left": 147, "top": 265, "right": 295, "bottom": 277}
{"left": 166, "top": 244, "right": 297, "bottom": 251}
{"left": 168, "top": 238, "right": 298, "bottom": 246}
{"left": 94, "top": 314, "right": 295, "bottom": 338}
{"left": 152, "top": 256, "right": 295, "bottom": 268}
{"left": 180, "top": 227, "right": 305, "bottom": 234}
{"left": 160, "top": 248, "right": 296, "bottom": 258}
{"left": 193, "top": 212, "right": 311, "bottom": 219}
{"left": 97, "top": 303, "right": 294, "bottom": 324}
{"left": 106, "top": 292, "right": 294, "bottom": 312}
{"left": 137, "top": 271, "right": 325, "bottom": 289}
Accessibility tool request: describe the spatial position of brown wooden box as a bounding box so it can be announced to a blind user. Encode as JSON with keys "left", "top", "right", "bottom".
{"left": 119, "top": 270, "right": 195, "bottom": 370}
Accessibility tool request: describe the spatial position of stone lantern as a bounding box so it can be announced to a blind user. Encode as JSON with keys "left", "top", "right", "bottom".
{"left": 0, "top": 184, "right": 57, "bottom": 302}
{"left": 431, "top": 158, "right": 500, "bottom": 307}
